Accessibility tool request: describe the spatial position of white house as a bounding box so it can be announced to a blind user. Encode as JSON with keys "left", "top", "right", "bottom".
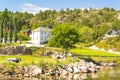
{"left": 31, "top": 27, "right": 51, "bottom": 45}
{"left": 103, "top": 30, "right": 120, "bottom": 39}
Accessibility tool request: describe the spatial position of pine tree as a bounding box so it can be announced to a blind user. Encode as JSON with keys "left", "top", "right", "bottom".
{"left": 0, "top": 19, "right": 4, "bottom": 43}
{"left": 14, "top": 18, "right": 17, "bottom": 43}
{"left": 4, "top": 18, "right": 8, "bottom": 43}
{"left": 9, "top": 16, "right": 12, "bottom": 43}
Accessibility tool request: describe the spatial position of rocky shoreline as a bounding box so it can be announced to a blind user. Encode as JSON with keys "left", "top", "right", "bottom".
{"left": 0, "top": 59, "right": 116, "bottom": 78}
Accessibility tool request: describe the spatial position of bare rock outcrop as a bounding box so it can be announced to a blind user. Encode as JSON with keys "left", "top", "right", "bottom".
{"left": 0, "top": 46, "right": 32, "bottom": 55}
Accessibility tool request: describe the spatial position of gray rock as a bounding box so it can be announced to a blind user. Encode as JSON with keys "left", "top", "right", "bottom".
{"left": 60, "top": 69, "right": 68, "bottom": 75}
{"left": 88, "top": 67, "right": 96, "bottom": 73}
{"left": 66, "top": 67, "right": 73, "bottom": 73}
{"left": 28, "top": 65, "right": 43, "bottom": 77}
{"left": 0, "top": 46, "right": 31, "bottom": 55}
{"left": 73, "top": 66, "right": 80, "bottom": 74}
{"left": 24, "top": 73, "right": 29, "bottom": 77}
{"left": 80, "top": 66, "right": 88, "bottom": 73}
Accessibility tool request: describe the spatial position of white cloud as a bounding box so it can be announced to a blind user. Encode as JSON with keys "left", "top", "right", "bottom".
{"left": 21, "top": 3, "right": 51, "bottom": 14}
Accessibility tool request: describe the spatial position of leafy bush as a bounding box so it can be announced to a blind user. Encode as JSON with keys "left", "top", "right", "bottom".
{"left": 17, "top": 31, "right": 30, "bottom": 41}
{"left": 2, "top": 62, "right": 17, "bottom": 73}
{"left": 32, "top": 47, "right": 46, "bottom": 56}
{"left": 97, "top": 37, "right": 120, "bottom": 51}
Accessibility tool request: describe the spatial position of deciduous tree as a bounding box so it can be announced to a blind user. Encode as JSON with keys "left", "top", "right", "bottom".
{"left": 48, "top": 24, "right": 80, "bottom": 51}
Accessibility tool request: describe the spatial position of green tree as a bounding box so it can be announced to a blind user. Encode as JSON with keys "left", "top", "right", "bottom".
{"left": 112, "top": 19, "right": 120, "bottom": 29}
{"left": 13, "top": 18, "right": 18, "bottom": 42}
{"left": 17, "top": 31, "right": 30, "bottom": 43}
{"left": 0, "top": 18, "right": 4, "bottom": 43}
{"left": 3, "top": 18, "right": 8, "bottom": 43}
{"left": 48, "top": 24, "right": 80, "bottom": 51}
{"left": 79, "top": 26, "right": 94, "bottom": 43}
{"left": 8, "top": 16, "right": 12, "bottom": 43}
{"left": 1, "top": 8, "right": 9, "bottom": 43}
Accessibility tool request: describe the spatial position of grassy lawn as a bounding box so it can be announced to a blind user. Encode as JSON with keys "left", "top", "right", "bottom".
{"left": 70, "top": 48, "right": 120, "bottom": 57}
{"left": 0, "top": 55, "right": 79, "bottom": 67}
{"left": 1, "top": 47, "right": 120, "bottom": 67}
{"left": 70, "top": 48, "right": 120, "bottom": 63}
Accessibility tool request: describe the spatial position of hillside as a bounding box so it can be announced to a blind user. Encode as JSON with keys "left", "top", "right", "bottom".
{"left": 97, "top": 36, "right": 120, "bottom": 52}
{"left": 0, "top": 7, "right": 120, "bottom": 45}
{"left": 28, "top": 7, "right": 120, "bottom": 43}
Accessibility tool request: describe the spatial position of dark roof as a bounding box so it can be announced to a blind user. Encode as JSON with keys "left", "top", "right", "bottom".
{"left": 107, "top": 29, "right": 120, "bottom": 35}
{"left": 24, "top": 29, "right": 31, "bottom": 32}
{"left": 32, "top": 27, "right": 50, "bottom": 32}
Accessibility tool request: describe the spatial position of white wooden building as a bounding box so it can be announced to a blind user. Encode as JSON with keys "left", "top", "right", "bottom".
{"left": 31, "top": 27, "right": 51, "bottom": 45}
{"left": 103, "top": 30, "right": 120, "bottom": 39}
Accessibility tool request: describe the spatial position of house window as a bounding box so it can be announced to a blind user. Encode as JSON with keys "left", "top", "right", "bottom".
{"left": 44, "top": 32, "right": 46, "bottom": 35}
{"left": 41, "top": 36, "right": 43, "bottom": 41}
{"left": 44, "top": 37, "right": 46, "bottom": 41}
{"left": 41, "top": 32, "right": 43, "bottom": 35}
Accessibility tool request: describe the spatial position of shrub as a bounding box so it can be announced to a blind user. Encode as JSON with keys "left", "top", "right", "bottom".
{"left": 32, "top": 47, "right": 46, "bottom": 56}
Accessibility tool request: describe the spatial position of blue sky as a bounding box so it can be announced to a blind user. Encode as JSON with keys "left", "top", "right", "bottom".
{"left": 0, "top": 0, "right": 119, "bottom": 14}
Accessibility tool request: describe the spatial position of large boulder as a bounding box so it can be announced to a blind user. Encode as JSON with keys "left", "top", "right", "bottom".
{"left": 80, "top": 66, "right": 88, "bottom": 73}
{"left": 73, "top": 66, "right": 80, "bottom": 74}
{"left": 0, "top": 46, "right": 32, "bottom": 55}
{"left": 28, "top": 65, "right": 43, "bottom": 77}
{"left": 14, "top": 66, "right": 24, "bottom": 75}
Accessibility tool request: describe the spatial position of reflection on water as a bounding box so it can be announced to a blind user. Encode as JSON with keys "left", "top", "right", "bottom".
{"left": 1, "top": 69, "right": 120, "bottom": 80}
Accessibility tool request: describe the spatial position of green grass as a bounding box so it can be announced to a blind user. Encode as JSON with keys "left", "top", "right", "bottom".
{"left": 0, "top": 55, "right": 79, "bottom": 67}
{"left": 70, "top": 48, "right": 120, "bottom": 57}
{"left": 1, "top": 47, "right": 120, "bottom": 67}
{"left": 70, "top": 48, "right": 120, "bottom": 63}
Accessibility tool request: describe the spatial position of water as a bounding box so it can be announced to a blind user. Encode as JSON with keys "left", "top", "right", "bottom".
{"left": 1, "top": 68, "right": 120, "bottom": 80}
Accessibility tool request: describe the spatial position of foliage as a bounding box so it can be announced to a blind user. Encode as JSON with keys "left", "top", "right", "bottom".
{"left": 8, "top": 16, "right": 12, "bottom": 43}
{"left": 79, "top": 26, "right": 94, "bottom": 43}
{"left": 0, "top": 7, "right": 120, "bottom": 46}
{"left": 17, "top": 31, "right": 30, "bottom": 41}
{"left": 32, "top": 47, "right": 46, "bottom": 56}
{"left": 97, "top": 37, "right": 120, "bottom": 51}
{"left": 48, "top": 24, "right": 80, "bottom": 51}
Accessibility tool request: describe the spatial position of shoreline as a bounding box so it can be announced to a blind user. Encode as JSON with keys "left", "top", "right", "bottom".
{"left": 0, "top": 59, "right": 116, "bottom": 78}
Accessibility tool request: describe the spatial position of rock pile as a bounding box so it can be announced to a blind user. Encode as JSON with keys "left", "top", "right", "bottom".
{"left": 0, "top": 60, "right": 116, "bottom": 78}
{"left": 0, "top": 46, "right": 31, "bottom": 55}
{"left": 43, "top": 51, "right": 68, "bottom": 59}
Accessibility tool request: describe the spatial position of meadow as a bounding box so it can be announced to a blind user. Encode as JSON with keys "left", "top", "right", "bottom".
{"left": 70, "top": 48, "right": 120, "bottom": 56}
{"left": 0, "top": 55, "right": 79, "bottom": 68}
{"left": 70, "top": 48, "right": 120, "bottom": 63}
{"left": 1, "top": 47, "right": 120, "bottom": 67}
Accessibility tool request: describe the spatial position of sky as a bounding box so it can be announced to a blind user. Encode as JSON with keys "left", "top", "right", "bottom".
{"left": 0, "top": 0, "right": 120, "bottom": 14}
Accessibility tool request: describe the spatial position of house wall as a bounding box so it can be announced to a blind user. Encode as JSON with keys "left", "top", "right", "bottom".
{"left": 40, "top": 31, "right": 50, "bottom": 44}
{"left": 105, "top": 34, "right": 117, "bottom": 38}
{"left": 31, "top": 31, "right": 40, "bottom": 45}
{"left": 31, "top": 30, "right": 50, "bottom": 45}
